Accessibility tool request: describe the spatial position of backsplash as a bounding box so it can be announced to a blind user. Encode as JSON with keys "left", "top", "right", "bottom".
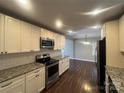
{"left": 0, "top": 50, "right": 61, "bottom": 70}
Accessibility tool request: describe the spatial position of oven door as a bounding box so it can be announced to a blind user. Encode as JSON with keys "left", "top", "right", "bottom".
{"left": 46, "top": 63, "right": 59, "bottom": 85}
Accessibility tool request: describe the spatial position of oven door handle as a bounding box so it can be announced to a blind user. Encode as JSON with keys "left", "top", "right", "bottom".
{"left": 46, "top": 62, "right": 59, "bottom": 68}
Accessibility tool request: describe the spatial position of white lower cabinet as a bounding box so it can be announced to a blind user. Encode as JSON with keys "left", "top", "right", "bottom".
{"left": 0, "top": 75, "right": 25, "bottom": 93}
{"left": 59, "top": 60, "right": 63, "bottom": 76}
{"left": 59, "top": 57, "right": 70, "bottom": 76}
{"left": 0, "top": 14, "right": 4, "bottom": 54}
{"left": 37, "top": 68, "right": 45, "bottom": 92}
{"left": 0, "top": 67, "right": 45, "bottom": 93}
{"left": 26, "top": 67, "right": 45, "bottom": 93}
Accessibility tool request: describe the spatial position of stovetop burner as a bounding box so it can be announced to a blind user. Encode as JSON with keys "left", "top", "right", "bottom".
{"left": 42, "top": 59, "right": 59, "bottom": 66}
{"left": 35, "top": 54, "right": 59, "bottom": 66}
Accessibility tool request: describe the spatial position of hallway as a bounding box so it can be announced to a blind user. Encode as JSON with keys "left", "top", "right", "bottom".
{"left": 42, "top": 59, "right": 100, "bottom": 93}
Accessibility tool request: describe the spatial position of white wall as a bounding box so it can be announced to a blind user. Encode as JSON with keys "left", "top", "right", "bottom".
{"left": 63, "top": 39, "right": 74, "bottom": 58}
{"left": 74, "top": 38, "right": 100, "bottom": 62}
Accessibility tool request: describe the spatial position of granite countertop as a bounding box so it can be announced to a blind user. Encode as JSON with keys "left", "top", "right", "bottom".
{"left": 53, "top": 56, "right": 69, "bottom": 60}
{"left": 106, "top": 66, "right": 124, "bottom": 93}
{"left": 0, "top": 63, "right": 45, "bottom": 83}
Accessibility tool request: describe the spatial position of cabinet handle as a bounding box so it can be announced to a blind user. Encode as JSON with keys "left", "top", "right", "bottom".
{"left": 35, "top": 70, "right": 41, "bottom": 73}
{"left": 1, "top": 82, "right": 13, "bottom": 88}
{"left": 35, "top": 75, "right": 39, "bottom": 77}
{"left": 1, "top": 52, "right": 3, "bottom": 54}
{"left": 4, "top": 51, "right": 8, "bottom": 54}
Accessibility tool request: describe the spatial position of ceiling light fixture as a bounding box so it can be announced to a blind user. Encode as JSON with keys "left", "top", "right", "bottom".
{"left": 82, "top": 35, "right": 91, "bottom": 45}
{"left": 81, "top": 4, "right": 121, "bottom": 16}
{"left": 90, "top": 9, "right": 102, "bottom": 15}
{"left": 55, "top": 19, "right": 63, "bottom": 28}
{"left": 68, "top": 30, "right": 73, "bottom": 33}
{"left": 82, "top": 42, "right": 90, "bottom": 45}
{"left": 83, "top": 9, "right": 103, "bottom": 16}
{"left": 19, "top": 0, "right": 27, "bottom": 5}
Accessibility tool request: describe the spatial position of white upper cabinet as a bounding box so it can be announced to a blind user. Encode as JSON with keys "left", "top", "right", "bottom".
{"left": 119, "top": 15, "right": 124, "bottom": 52}
{"left": 41, "top": 28, "right": 46, "bottom": 39}
{"left": 4, "top": 16, "right": 21, "bottom": 53}
{"left": 0, "top": 13, "right": 66, "bottom": 54}
{"left": 0, "top": 14, "right": 4, "bottom": 54}
{"left": 61, "top": 35, "right": 65, "bottom": 49}
{"left": 21, "top": 22, "right": 41, "bottom": 52}
{"left": 41, "top": 27, "right": 66, "bottom": 50}
{"left": 21, "top": 21, "right": 32, "bottom": 52}
{"left": 54, "top": 33, "right": 59, "bottom": 50}
{"left": 31, "top": 25, "right": 41, "bottom": 51}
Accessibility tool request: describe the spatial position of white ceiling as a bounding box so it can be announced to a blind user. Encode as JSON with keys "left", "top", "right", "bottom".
{"left": 0, "top": 0, "right": 124, "bottom": 38}
{"left": 72, "top": 28, "right": 101, "bottom": 39}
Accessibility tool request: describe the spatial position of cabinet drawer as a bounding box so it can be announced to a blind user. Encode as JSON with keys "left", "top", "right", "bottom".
{"left": 26, "top": 67, "right": 45, "bottom": 76}
{"left": 0, "top": 75, "right": 25, "bottom": 88}
{"left": 0, "top": 75, "right": 25, "bottom": 93}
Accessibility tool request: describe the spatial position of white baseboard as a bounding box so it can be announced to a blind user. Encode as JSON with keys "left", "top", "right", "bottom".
{"left": 71, "top": 58, "right": 96, "bottom": 63}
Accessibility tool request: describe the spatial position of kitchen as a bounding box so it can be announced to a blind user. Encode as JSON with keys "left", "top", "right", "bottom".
{"left": 0, "top": 0, "right": 124, "bottom": 93}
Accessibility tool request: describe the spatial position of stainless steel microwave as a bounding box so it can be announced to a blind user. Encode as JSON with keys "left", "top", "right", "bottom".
{"left": 40, "top": 38, "right": 54, "bottom": 49}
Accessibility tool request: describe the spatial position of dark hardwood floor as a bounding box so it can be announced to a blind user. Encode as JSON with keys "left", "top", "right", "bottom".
{"left": 42, "top": 59, "right": 100, "bottom": 93}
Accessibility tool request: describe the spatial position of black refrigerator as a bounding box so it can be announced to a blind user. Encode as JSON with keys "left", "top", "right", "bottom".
{"left": 97, "top": 38, "right": 106, "bottom": 92}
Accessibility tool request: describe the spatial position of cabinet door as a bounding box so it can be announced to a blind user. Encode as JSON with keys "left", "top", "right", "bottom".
{"left": 54, "top": 33, "right": 58, "bottom": 50}
{"left": 0, "top": 76, "right": 25, "bottom": 93}
{"left": 37, "top": 67, "right": 45, "bottom": 92}
{"left": 26, "top": 71, "right": 38, "bottom": 93}
{"left": 4, "top": 16, "right": 21, "bottom": 53}
{"left": 119, "top": 15, "right": 124, "bottom": 52}
{"left": 21, "top": 21, "right": 32, "bottom": 52}
{"left": 59, "top": 60, "right": 63, "bottom": 76}
{"left": 58, "top": 34, "right": 61, "bottom": 50}
{"left": 54, "top": 34, "right": 61, "bottom": 50}
{"left": 60, "top": 35, "right": 65, "bottom": 49}
{"left": 62, "top": 60, "right": 66, "bottom": 73}
{"left": 0, "top": 14, "right": 4, "bottom": 54}
{"left": 49, "top": 31, "right": 54, "bottom": 40}
{"left": 31, "top": 25, "right": 41, "bottom": 51}
{"left": 64, "top": 58, "right": 70, "bottom": 70}
{"left": 41, "top": 28, "right": 46, "bottom": 39}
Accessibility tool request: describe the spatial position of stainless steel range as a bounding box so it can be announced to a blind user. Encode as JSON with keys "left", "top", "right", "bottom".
{"left": 36, "top": 54, "right": 59, "bottom": 89}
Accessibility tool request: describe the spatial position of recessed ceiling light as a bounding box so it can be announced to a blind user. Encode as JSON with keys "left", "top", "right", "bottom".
{"left": 19, "top": 0, "right": 27, "bottom": 5}
{"left": 91, "top": 25, "right": 101, "bottom": 29}
{"left": 68, "top": 30, "right": 73, "bottom": 33}
{"left": 55, "top": 19, "right": 63, "bottom": 28}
